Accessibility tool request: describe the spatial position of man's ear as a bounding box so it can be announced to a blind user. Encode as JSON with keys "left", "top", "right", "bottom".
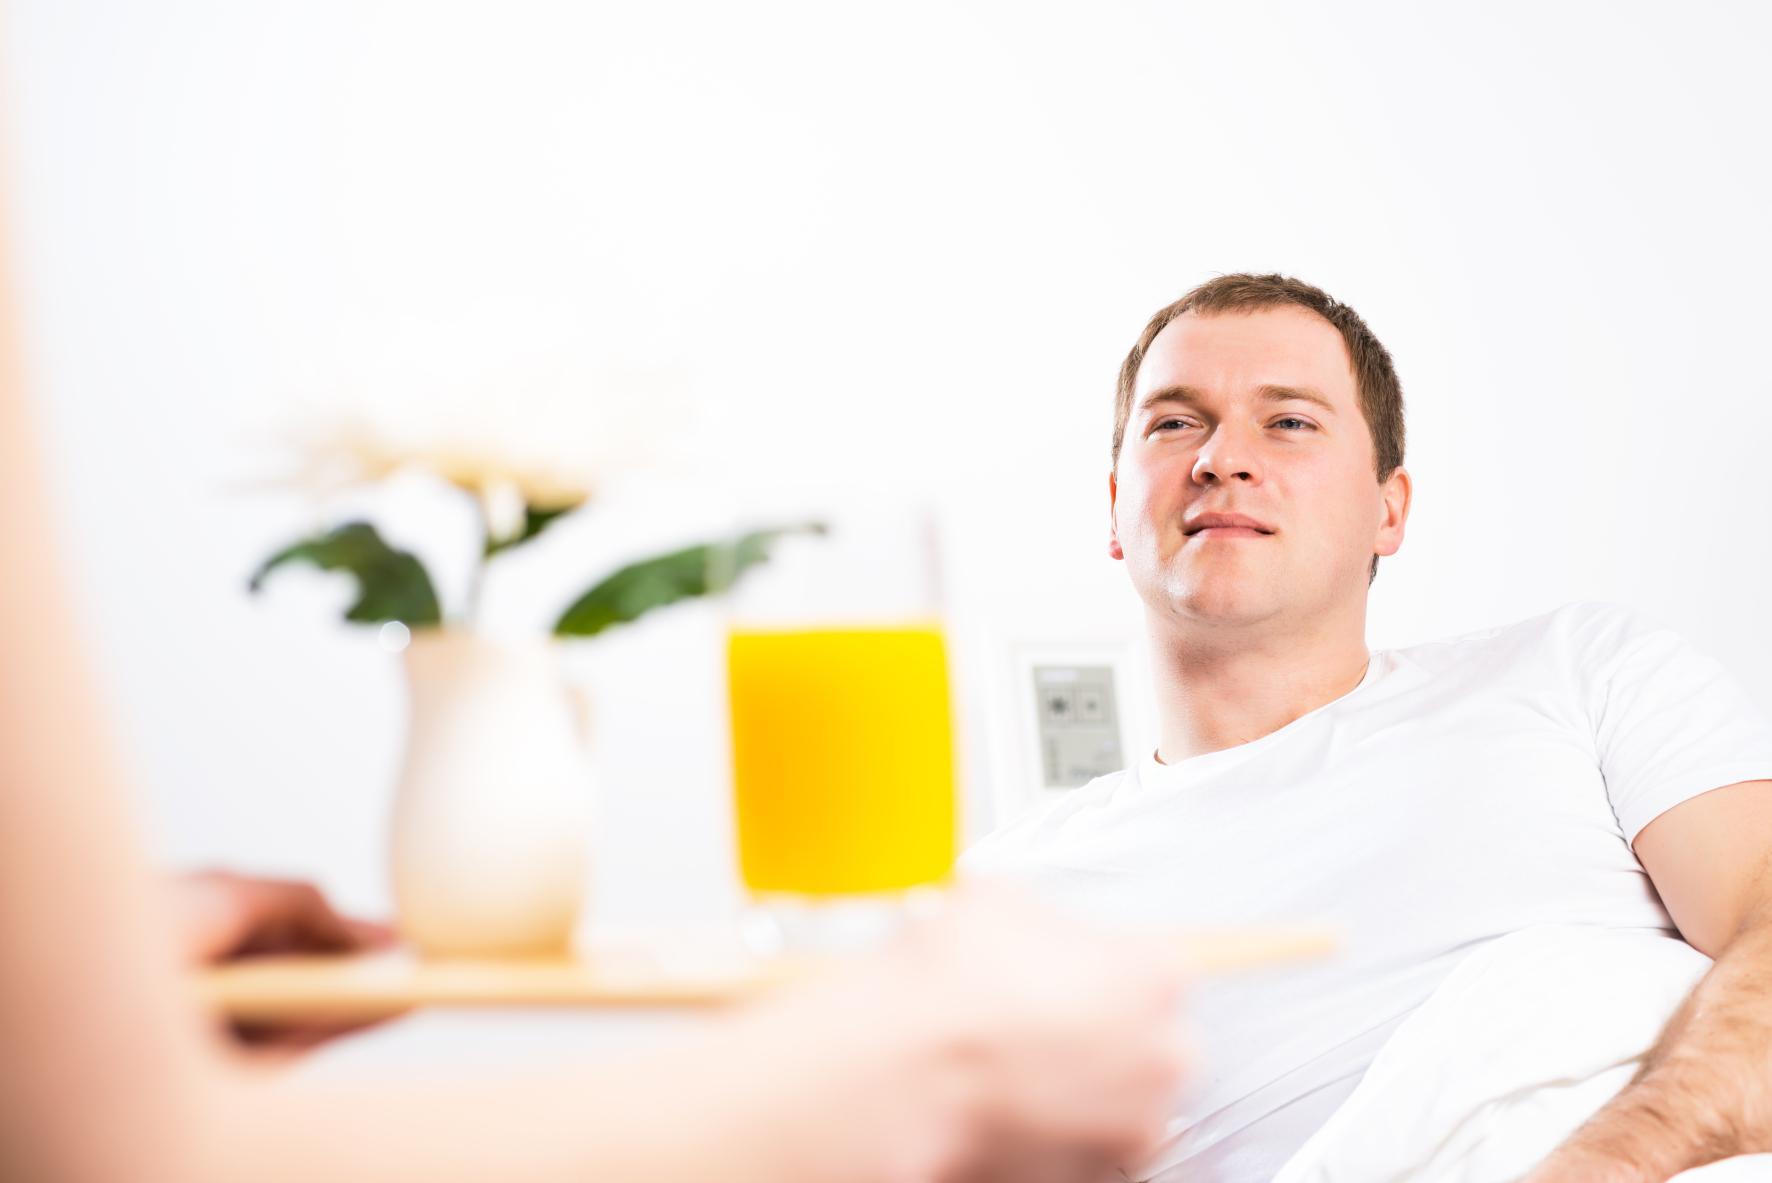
{"left": 1108, "top": 470, "right": 1124, "bottom": 561}
{"left": 1374, "top": 465, "right": 1412, "bottom": 558}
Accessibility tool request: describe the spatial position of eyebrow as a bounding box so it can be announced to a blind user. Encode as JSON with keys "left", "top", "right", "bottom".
{"left": 1135, "top": 384, "right": 1340, "bottom": 417}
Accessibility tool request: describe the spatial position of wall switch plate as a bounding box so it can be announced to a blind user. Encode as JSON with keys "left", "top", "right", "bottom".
{"left": 997, "top": 642, "right": 1143, "bottom": 820}
{"left": 1032, "top": 664, "right": 1124, "bottom": 788}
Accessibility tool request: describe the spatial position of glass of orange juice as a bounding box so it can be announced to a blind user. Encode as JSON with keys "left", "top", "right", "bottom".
{"left": 716, "top": 494, "right": 957, "bottom": 955}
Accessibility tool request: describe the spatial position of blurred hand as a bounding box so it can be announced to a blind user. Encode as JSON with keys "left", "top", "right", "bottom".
{"left": 741, "top": 879, "right": 1193, "bottom": 1183}
{"left": 170, "top": 868, "right": 401, "bottom": 1058}
{"left": 899, "top": 881, "right": 1193, "bottom": 1182}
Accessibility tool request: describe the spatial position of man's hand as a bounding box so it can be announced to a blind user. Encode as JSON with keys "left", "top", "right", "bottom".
{"left": 171, "top": 868, "right": 401, "bottom": 1057}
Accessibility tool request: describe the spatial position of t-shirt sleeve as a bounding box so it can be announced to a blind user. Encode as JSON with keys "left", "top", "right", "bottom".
{"left": 1566, "top": 600, "right": 1772, "bottom": 845}
{"left": 957, "top": 793, "right": 1066, "bottom": 877}
{"left": 956, "top": 771, "right": 1123, "bottom": 878}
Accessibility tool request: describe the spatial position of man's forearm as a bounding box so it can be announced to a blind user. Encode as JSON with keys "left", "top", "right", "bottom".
{"left": 1529, "top": 916, "right": 1772, "bottom": 1182}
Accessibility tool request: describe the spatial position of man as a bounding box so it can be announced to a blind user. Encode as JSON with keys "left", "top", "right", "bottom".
{"left": 961, "top": 274, "right": 1772, "bottom": 1182}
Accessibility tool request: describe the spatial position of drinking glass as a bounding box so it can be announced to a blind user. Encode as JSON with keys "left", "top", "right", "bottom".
{"left": 715, "top": 493, "right": 957, "bottom": 955}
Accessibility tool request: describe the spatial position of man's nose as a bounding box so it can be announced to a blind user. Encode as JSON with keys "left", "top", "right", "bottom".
{"left": 1191, "top": 425, "right": 1263, "bottom": 485}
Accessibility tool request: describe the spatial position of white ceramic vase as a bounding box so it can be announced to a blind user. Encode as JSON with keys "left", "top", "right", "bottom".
{"left": 390, "top": 630, "right": 592, "bottom": 959}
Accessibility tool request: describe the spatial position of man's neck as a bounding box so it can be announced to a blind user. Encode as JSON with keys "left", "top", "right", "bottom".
{"left": 1148, "top": 605, "right": 1371, "bottom": 766}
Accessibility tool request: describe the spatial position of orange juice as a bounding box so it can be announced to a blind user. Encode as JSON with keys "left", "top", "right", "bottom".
{"left": 727, "top": 625, "right": 957, "bottom": 894}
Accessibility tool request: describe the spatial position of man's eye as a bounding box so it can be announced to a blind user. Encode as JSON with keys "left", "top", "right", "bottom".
{"left": 1150, "top": 417, "right": 1313, "bottom": 434}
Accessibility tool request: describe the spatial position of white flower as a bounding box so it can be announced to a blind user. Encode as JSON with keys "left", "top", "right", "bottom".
{"left": 241, "top": 306, "right": 695, "bottom": 509}
{"left": 271, "top": 417, "right": 591, "bottom": 515}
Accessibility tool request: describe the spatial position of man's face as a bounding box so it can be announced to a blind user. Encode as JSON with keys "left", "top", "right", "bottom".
{"left": 1109, "top": 306, "right": 1410, "bottom": 631}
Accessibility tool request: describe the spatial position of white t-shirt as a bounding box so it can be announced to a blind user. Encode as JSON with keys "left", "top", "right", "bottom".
{"left": 959, "top": 600, "right": 1772, "bottom": 1183}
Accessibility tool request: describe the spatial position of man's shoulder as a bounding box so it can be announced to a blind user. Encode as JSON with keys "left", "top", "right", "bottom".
{"left": 961, "top": 767, "right": 1135, "bottom": 872}
{"left": 1391, "top": 599, "right": 1653, "bottom": 667}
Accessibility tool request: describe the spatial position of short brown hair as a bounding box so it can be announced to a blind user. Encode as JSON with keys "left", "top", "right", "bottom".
{"left": 1112, "top": 273, "right": 1406, "bottom": 584}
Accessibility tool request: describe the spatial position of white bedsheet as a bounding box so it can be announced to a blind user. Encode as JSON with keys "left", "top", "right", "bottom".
{"left": 1269, "top": 926, "right": 1772, "bottom": 1183}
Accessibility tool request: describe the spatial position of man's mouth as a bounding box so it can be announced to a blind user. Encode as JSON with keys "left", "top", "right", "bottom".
{"left": 1182, "top": 513, "right": 1275, "bottom": 536}
{"left": 1187, "top": 526, "right": 1271, "bottom": 539}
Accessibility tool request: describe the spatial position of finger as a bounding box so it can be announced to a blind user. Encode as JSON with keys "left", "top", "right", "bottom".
{"left": 182, "top": 871, "right": 399, "bottom": 960}
{"left": 230, "top": 1012, "right": 406, "bottom": 1054}
{"left": 227, "top": 1024, "right": 347, "bottom": 1068}
{"left": 262, "top": 880, "right": 358, "bottom": 952}
{"left": 231, "top": 879, "right": 369, "bottom": 957}
{"left": 969, "top": 1141, "right": 1123, "bottom": 1183}
{"left": 275, "top": 885, "right": 399, "bottom": 954}
{"left": 342, "top": 917, "right": 400, "bottom": 951}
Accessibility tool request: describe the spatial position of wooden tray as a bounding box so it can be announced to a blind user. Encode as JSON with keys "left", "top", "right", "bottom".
{"left": 195, "top": 927, "right": 1337, "bottom": 1024}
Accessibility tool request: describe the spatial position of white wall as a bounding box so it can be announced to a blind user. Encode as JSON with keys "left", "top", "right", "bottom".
{"left": 6, "top": 0, "right": 1771, "bottom": 933}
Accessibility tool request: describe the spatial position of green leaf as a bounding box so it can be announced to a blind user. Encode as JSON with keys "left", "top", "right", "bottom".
{"left": 249, "top": 521, "right": 443, "bottom": 628}
{"left": 553, "top": 521, "right": 826, "bottom": 639}
{"left": 485, "top": 502, "right": 579, "bottom": 560}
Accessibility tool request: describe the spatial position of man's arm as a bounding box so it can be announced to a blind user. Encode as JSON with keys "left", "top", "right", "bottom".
{"left": 1525, "top": 778, "right": 1772, "bottom": 1183}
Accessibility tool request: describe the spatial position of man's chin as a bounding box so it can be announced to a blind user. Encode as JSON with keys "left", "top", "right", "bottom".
{"left": 1148, "top": 577, "right": 1281, "bottom": 628}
